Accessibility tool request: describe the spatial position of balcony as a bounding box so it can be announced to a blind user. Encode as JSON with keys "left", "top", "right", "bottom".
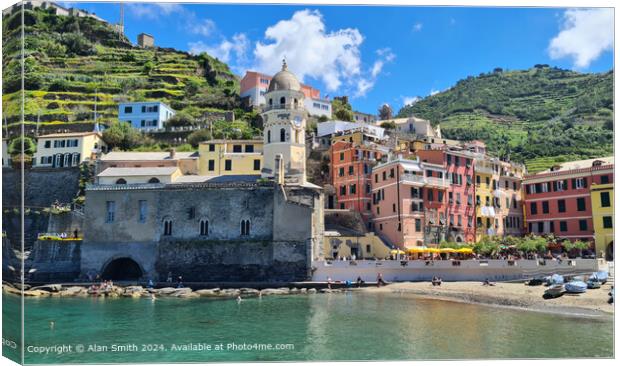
{"left": 402, "top": 174, "right": 449, "bottom": 188}
{"left": 263, "top": 103, "right": 306, "bottom": 112}
{"left": 475, "top": 165, "right": 495, "bottom": 175}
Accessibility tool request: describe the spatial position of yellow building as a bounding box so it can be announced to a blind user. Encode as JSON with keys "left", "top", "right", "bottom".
{"left": 590, "top": 183, "right": 613, "bottom": 260}
{"left": 198, "top": 139, "right": 263, "bottom": 176}
{"left": 34, "top": 131, "right": 107, "bottom": 168}
{"left": 474, "top": 158, "right": 525, "bottom": 241}
{"left": 97, "top": 167, "right": 182, "bottom": 185}
{"left": 323, "top": 231, "right": 392, "bottom": 259}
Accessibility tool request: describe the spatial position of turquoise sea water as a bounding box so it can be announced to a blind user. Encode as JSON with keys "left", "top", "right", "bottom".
{"left": 2, "top": 292, "right": 613, "bottom": 363}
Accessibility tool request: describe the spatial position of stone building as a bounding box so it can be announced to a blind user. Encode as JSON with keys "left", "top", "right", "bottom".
{"left": 80, "top": 62, "right": 324, "bottom": 282}
{"left": 137, "top": 33, "right": 154, "bottom": 48}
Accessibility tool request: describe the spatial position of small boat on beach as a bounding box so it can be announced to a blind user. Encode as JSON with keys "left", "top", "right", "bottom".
{"left": 545, "top": 274, "right": 564, "bottom": 286}
{"left": 526, "top": 277, "right": 545, "bottom": 286}
{"left": 565, "top": 280, "right": 587, "bottom": 294}
{"left": 589, "top": 271, "right": 608, "bottom": 284}
{"left": 587, "top": 279, "right": 601, "bottom": 289}
{"left": 543, "top": 284, "right": 565, "bottom": 299}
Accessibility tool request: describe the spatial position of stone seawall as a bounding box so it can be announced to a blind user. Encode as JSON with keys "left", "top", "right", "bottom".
{"left": 26, "top": 240, "right": 82, "bottom": 282}
{"left": 2, "top": 167, "right": 81, "bottom": 207}
{"left": 2, "top": 211, "right": 50, "bottom": 250}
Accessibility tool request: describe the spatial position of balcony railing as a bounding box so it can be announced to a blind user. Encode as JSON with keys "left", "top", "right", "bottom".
{"left": 474, "top": 165, "right": 495, "bottom": 175}
{"left": 402, "top": 174, "right": 449, "bottom": 188}
{"left": 263, "top": 103, "right": 306, "bottom": 112}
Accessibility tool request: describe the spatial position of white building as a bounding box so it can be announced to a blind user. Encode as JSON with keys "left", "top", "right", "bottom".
{"left": 118, "top": 101, "right": 175, "bottom": 130}
{"left": 376, "top": 116, "right": 441, "bottom": 138}
{"left": 33, "top": 131, "right": 107, "bottom": 168}
{"left": 317, "top": 121, "right": 386, "bottom": 140}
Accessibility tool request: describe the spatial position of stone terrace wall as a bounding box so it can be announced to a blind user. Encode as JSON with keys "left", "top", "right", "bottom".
{"left": 2, "top": 167, "right": 81, "bottom": 207}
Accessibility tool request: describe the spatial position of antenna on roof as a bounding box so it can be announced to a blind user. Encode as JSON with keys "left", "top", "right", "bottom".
{"left": 282, "top": 57, "right": 287, "bottom": 71}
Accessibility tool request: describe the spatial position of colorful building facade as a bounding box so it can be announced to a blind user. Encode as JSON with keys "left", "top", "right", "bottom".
{"left": 590, "top": 183, "right": 613, "bottom": 260}
{"left": 33, "top": 131, "right": 106, "bottom": 168}
{"left": 330, "top": 140, "right": 384, "bottom": 224}
{"left": 198, "top": 140, "right": 263, "bottom": 176}
{"left": 523, "top": 157, "right": 614, "bottom": 249}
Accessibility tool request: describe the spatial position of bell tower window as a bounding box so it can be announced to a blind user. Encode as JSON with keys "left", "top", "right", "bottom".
{"left": 280, "top": 97, "right": 285, "bottom": 106}
{"left": 267, "top": 130, "right": 271, "bottom": 143}
{"left": 280, "top": 128, "right": 286, "bottom": 142}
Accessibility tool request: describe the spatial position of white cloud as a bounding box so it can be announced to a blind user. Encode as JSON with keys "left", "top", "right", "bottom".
{"left": 253, "top": 9, "right": 365, "bottom": 94}
{"left": 127, "top": 3, "right": 184, "bottom": 19}
{"left": 376, "top": 47, "right": 396, "bottom": 62}
{"left": 189, "top": 33, "right": 249, "bottom": 65}
{"left": 370, "top": 60, "right": 384, "bottom": 78}
{"left": 413, "top": 22, "right": 423, "bottom": 32}
{"left": 430, "top": 89, "right": 440, "bottom": 96}
{"left": 189, "top": 19, "right": 217, "bottom": 37}
{"left": 402, "top": 95, "right": 421, "bottom": 106}
{"left": 548, "top": 8, "right": 614, "bottom": 68}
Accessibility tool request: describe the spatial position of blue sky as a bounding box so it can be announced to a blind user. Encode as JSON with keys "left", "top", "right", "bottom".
{"left": 61, "top": 2, "right": 613, "bottom": 114}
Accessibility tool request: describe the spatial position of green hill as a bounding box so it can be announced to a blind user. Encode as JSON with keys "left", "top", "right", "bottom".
{"left": 2, "top": 7, "right": 242, "bottom": 131}
{"left": 397, "top": 66, "right": 613, "bottom": 173}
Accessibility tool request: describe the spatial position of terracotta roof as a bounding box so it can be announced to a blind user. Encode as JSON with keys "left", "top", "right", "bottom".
{"left": 539, "top": 156, "right": 614, "bottom": 173}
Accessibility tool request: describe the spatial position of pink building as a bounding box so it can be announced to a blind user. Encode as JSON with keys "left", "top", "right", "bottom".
{"left": 240, "top": 71, "right": 331, "bottom": 117}
{"left": 523, "top": 157, "right": 614, "bottom": 243}
{"left": 370, "top": 156, "right": 448, "bottom": 248}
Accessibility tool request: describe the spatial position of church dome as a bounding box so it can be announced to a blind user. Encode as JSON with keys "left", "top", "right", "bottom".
{"left": 268, "top": 60, "right": 301, "bottom": 92}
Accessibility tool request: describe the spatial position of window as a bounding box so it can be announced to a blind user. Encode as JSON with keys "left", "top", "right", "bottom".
{"left": 339, "top": 152, "right": 345, "bottom": 161}
{"left": 537, "top": 222, "right": 544, "bottom": 233}
{"left": 603, "top": 216, "right": 613, "bottom": 229}
{"left": 557, "top": 199, "right": 566, "bottom": 213}
{"left": 560, "top": 221, "right": 568, "bottom": 232}
{"left": 188, "top": 207, "right": 196, "bottom": 220}
{"left": 485, "top": 177, "right": 490, "bottom": 186}
{"left": 208, "top": 160, "right": 215, "bottom": 171}
{"left": 600, "top": 192, "right": 611, "bottom": 207}
{"left": 427, "top": 189, "right": 434, "bottom": 202}
{"left": 382, "top": 171, "right": 387, "bottom": 181}
{"left": 530, "top": 202, "right": 538, "bottom": 215}
{"left": 225, "top": 160, "right": 232, "bottom": 171}
{"left": 579, "top": 219, "right": 588, "bottom": 231}
{"left": 457, "top": 215, "right": 462, "bottom": 227}
{"left": 340, "top": 186, "right": 346, "bottom": 195}
{"left": 233, "top": 145, "right": 242, "bottom": 153}
{"left": 44, "top": 140, "right": 51, "bottom": 148}
{"left": 415, "top": 219, "right": 421, "bottom": 232}
{"left": 253, "top": 159, "right": 261, "bottom": 171}
{"left": 163, "top": 220, "right": 173, "bottom": 236}
{"left": 476, "top": 175, "right": 481, "bottom": 185}
{"left": 601, "top": 175, "right": 610, "bottom": 184}
{"left": 209, "top": 144, "right": 215, "bottom": 152}
{"left": 390, "top": 168, "right": 395, "bottom": 178}
{"left": 106, "top": 201, "right": 115, "bottom": 223}
{"left": 350, "top": 184, "right": 357, "bottom": 195}
{"left": 245, "top": 145, "right": 254, "bottom": 153}
{"left": 542, "top": 201, "right": 549, "bottom": 214}
{"left": 574, "top": 178, "right": 587, "bottom": 189}
{"left": 115, "top": 178, "right": 127, "bottom": 184}
{"left": 513, "top": 182, "right": 517, "bottom": 190}
{"left": 241, "top": 219, "right": 251, "bottom": 236}
{"left": 200, "top": 220, "right": 209, "bottom": 236}
{"left": 267, "top": 131, "right": 271, "bottom": 143}
{"left": 349, "top": 166, "right": 354, "bottom": 175}
{"left": 576, "top": 197, "right": 586, "bottom": 211}
{"left": 280, "top": 128, "right": 286, "bottom": 142}
{"left": 392, "top": 203, "right": 396, "bottom": 212}
{"left": 338, "top": 168, "right": 345, "bottom": 177}
{"left": 148, "top": 177, "right": 160, "bottom": 183}
{"left": 280, "top": 96, "right": 285, "bottom": 105}
{"left": 124, "top": 106, "right": 132, "bottom": 113}
{"left": 139, "top": 200, "right": 147, "bottom": 223}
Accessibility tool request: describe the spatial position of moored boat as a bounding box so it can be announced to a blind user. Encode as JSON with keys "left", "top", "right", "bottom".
{"left": 543, "top": 284, "right": 565, "bottom": 299}
{"left": 589, "top": 271, "right": 608, "bottom": 284}
{"left": 545, "top": 274, "right": 564, "bottom": 286}
{"left": 526, "top": 277, "right": 545, "bottom": 286}
{"left": 587, "top": 279, "right": 601, "bottom": 289}
{"left": 565, "top": 280, "right": 587, "bottom": 293}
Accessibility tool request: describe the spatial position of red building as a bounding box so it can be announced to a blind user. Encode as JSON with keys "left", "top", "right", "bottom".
{"left": 523, "top": 157, "right": 614, "bottom": 243}
{"left": 416, "top": 148, "right": 478, "bottom": 243}
{"left": 330, "top": 140, "right": 384, "bottom": 224}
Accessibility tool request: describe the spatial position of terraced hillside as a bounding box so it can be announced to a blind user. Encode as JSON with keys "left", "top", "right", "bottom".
{"left": 397, "top": 66, "right": 613, "bottom": 173}
{"left": 2, "top": 7, "right": 241, "bottom": 132}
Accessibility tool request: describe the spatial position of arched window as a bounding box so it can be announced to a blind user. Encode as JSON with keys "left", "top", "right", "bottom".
{"left": 269, "top": 98, "right": 273, "bottom": 106}
{"left": 148, "top": 177, "right": 160, "bottom": 183}
{"left": 115, "top": 178, "right": 127, "bottom": 184}
{"left": 280, "top": 128, "right": 286, "bottom": 142}
{"left": 200, "top": 219, "right": 209, "bottom": 236}
{"left": 163, "top": 219, "right": 172, "bottom": 236}
{"left": 240, "top": 219, "right": 251, "bottom": 236}
{"left": 280, "top": 96, "right": 285, "bottom": 106}
{"left": 267, "top": 130, "right": 271, "bottom": 143}
{"left": 294, "top": 98, "right": 298, "bottom": 108}
{"left": 295, "top": 130, "right": 300, "bottom": 144}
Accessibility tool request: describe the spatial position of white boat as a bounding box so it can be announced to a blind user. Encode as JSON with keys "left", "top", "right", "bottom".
{"left": 565, "top": 281, "right": 587, "bottom": 293}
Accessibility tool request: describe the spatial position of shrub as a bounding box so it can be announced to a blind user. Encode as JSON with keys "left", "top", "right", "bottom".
{"left": 9, "top": 136, "right": 36, "bottom": 156}
{"left": 61, "top": 33, "right": 96, "bottom": 56}
{"left": 102, "top": 121, "right": 142, "bottom": 150}
{"left": 166, "top": 112, "right": 196, "bottom": 127}
{"left": 187, "top": 129, "right": 212, "bottom": 147}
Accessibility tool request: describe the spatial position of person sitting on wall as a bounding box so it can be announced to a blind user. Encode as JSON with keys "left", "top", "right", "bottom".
{"left": 356, "top": 276, "right": 365, "bottom": 288}
{"left": 176, "top": 276, "right": 183, "bottom": 288}
{"left": 376, "top": 273, "right": 386, "bottom": 287}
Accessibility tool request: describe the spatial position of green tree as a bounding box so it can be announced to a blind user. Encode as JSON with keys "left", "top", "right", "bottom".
{"left": 166, "top": 112, "right": 196, "bottom": 127}
{"left": 332, "top": 96, "right": 354, "bottom": 122}
{"left": 187, "top": 129, "right": 212, "bottom": 147}
{"left": 380, "top": 121, "right": 397, "bottom": 130}
{"left": 102, "top": 121, "right": 142, "bottom": 150}
{"left": 8, "top": 136, "right": 36, "bottom": 156}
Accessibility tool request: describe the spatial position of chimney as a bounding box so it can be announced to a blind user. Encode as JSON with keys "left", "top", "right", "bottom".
{"left": 169, "top": 148, "right": 176, "bottom": 159}
{"left": 274, "top": 154, "right": 284, "bottom": 185}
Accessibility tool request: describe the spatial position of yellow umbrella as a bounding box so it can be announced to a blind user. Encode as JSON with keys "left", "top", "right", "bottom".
{"left": 427, "top": 248, "right": 441, "bottom": 253}
{"left": 406, "top": 247, "right": 426, "bottom": 253}
{"left": 439, "top": 248, "right": 457, "bottom": 253}
{"left": 456, "top": 247, "right": 473, "bottom": 254}
{"left": 390, "top": 249, "right": 405, "bottom": 255}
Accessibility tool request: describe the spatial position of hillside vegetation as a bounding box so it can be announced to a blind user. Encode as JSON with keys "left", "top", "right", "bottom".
{"left": 397, "top": 66, "right": 613, "bottom": 172}
{"left": 2, "top": 7, "right": 243, "bottom": 131}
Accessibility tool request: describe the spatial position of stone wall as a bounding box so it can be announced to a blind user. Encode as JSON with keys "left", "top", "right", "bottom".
{"left": 2, "top": 211, "right": 50, "bottom": 250}
{"left": 2, "top": 167, "right": 81, "bottom": 207}
{"left": 26, "top": 240, "right": 81, "bottom": 282}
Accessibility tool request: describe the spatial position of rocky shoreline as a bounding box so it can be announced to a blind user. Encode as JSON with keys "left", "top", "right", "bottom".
{"left": 1, "top": 282, "right": 352, "bottom": 299}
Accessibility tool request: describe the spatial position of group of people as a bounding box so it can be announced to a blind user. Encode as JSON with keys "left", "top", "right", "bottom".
{"left": 431, "top": 276, "right": 443, "bottom": 286}
{"left": 88, "top": 280, "right": 114, "bottom": 293}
